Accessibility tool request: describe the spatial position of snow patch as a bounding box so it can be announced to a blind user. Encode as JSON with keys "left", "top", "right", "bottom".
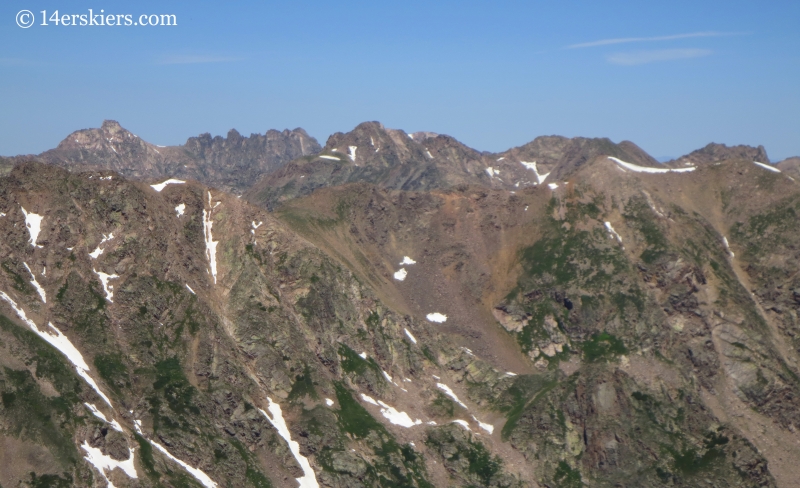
{"left": 472, "top": 415, "right": 494, "bottom": 434}
{"left": 203, "top": 192, "right": 219, "bottom": 284}
{"left": 319, "top": 155, "right": 340, "bottom": 161}
{"left": 504, "top": 372, "right": 518, "bottom": 377}
{"left": 400, "top": 256, "right": 416, "bottom": 265}
{"left": 100, "top": 176, "right": 113, "bottom": 180}
{"left": 81, "top": 441, "right": 138, "bottom": 486}
{"left": 94, "top": 269, "right": 120, "bottom": 302}
{"left": 0, "top": 291, "right": 113, "bottom": 408}
{"left": 84, "top": 403, "right": 123, "bottom": 432}
{"left": 394, "top": 268, "right": 407, "bottom": 281}
{"left": 361, "top": 394, "right": 379, "bottom": 405}
{"left": 404, "top": 328, "right": 417, "bottom": 344}
{"left": 23, "top": 263, "right": 46, "bottom": 303}
{"left": 150, "top": 440, "right": 218, "bottom": 488}
{"left": 497, "top": 157, "right": 505, "bottom": 161}
{"left": 722, "top": 236, "right": 734, "bottom": 258}
{"left": 186, "top": 284, "right": 196, "bottom": 295}
{"left": 358, "top": 351, "right": 368, "bottom": 359}
{"left": 325, "top": 398, "right": 334, "bottom": 407}
{"left": 375, "top": 399, "right": 422, "bottom": 428}
{"left": 485, "top": 167, "right": 500, "bottom": 178}
{"left": 604, "top": 222, "right": 624, "bottom": 248}
{"left": 259, "top": 398, "right": 319, "bottom": 488}
{"left": 361, "top": 394, "right": 422, "bottom": 428}
{"left": 548, "top": 183, "right": 559, "bottom": 190}
{"left": 425, "top": 150, "right": 433, "bottom": 159}
{"left": 451, "top": 419, "right": 471, "bottom": 431}
{"left": 348, "top": 146, "right": 357, "bottom": 162}
{"left": 520, "top": 161, "right": 549, "bottom": 184}
{"left": 436, "top": 383, "right": 467, "bottom": 409}
{"left": 608, "top": 156, "right": 695, "bottom": 174}
{"left": 251, "top": 221, "right": 263, "bottom": 235}
{"left": 150, "top": 179, "right": 185, "bottom": 192}
{"left": 20, "top": 207, "right": 44, "bottom": 248}
{"left": 175, "top": 203, "right": 185, "bottom": 217}
{"left": 754, "top": 161, "right": 780, "bottom": 173}
{"left": 89, "top": 233, "right": 114, "bottom": 260}
{"left": 382, "top": 370, "right": 393, "bottom": 382}
{"left": 426, "top": 313, "right": 447, "bottom": 323}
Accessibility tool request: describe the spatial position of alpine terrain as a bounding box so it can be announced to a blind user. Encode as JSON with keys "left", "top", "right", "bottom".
{"left": 1, "top": 120, "right": 799, "bottom": 487}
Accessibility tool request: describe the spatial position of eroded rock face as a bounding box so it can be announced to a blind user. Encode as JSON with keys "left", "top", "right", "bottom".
{"left": 493, "top": 307, "right": 529, "bottom": 333}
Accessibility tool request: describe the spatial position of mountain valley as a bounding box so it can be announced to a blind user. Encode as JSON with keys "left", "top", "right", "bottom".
{"left": 0, "top": 121, "right": 799, "bottom": 487}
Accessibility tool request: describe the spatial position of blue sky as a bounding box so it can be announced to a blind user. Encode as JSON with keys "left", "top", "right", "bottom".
{"left": 2, "top": 0, "right": 799, "bottom": 160}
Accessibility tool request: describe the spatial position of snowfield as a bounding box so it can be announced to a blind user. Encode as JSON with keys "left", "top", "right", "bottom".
{"left": 608, "top": 156, "right": 695, "bottom": 174}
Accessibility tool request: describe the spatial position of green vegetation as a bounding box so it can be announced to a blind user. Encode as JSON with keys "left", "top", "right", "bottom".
{"left": 1, "top": 367, "right": 79, "bottom": 466}
{"left": 27, "top": 472, "right": 73, "bottom": 488}
{"left": 623, "top": 198, "right": 670, "bottom": 264}
{"left": 426, "top": 425, "right": 506, "bottom": 486}
{"left": 581, "top": 332, "right": 627, "bottom": 362}
{"left": 331, "top": 382, "right": 433, "bottom": 487}
{"left": 501, "top": 376, "right": 558, "bottom": 440}
{"left": 334, "top": 382, "right": 385, "bottom": 438}
{"left": 338, "top": 343, "right": 383, "bottom": 380}
{"left": 553, "top": 461, "right": 583, "bottom": 487}
{"left": 231, "top": 439, "right": 273, "bottom": 488}
{"left": 429, "top": 391, "right": 456, "bottom": 418}
{"left": 287, "top": 364, "right": 318, "bottom": 401}
{"left": 94, "top": 353, "right": 128, "bottom": 392}
{"left": 2, "top": 261, "right": 32, "bottom": 294}
{"left": 134, "top": 433, "right": 159, "bottom": 480}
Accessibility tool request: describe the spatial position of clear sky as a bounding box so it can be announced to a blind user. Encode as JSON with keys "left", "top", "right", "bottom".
{"left": 2, "top": 0, "right": 799, "bottom": 160}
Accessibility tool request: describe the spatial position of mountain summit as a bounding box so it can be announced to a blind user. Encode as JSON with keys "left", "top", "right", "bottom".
{"left": 10, "top": 120, "right": 321, "bottom": 195}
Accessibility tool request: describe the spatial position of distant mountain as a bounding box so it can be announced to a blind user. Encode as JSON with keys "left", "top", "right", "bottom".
{"left": 7, "top": 120, "right": 321, "bottom": 195}
{"left": 493, "top": 136, "right": 661, "bottom": 183}
{"left": 777, "top": 156, "right": 800, "bottom": 179}
{"left": 244, "top": 122, "right": 662, "bottom": 210}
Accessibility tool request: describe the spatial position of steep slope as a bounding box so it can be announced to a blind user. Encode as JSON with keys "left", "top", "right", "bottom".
{"left": 274, "top": 153, "right": 800, "bottom": 486}
{"left": 0, "top": 162, "right": 533, "bottom": 488}
{"left": 8, "top": 120, "right": 321, "bottom": 195}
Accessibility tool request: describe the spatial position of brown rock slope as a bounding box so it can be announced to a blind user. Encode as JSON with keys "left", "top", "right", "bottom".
{"left": 275, "top": 153, "right": 800, "bottom": 486}
{"left": 0, "top": 162, "right": 535, "bottom": 487}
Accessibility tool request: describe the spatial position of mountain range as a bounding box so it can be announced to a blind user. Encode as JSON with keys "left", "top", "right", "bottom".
{"left": 0, "top": 120, "right": 799, "bottom": 487}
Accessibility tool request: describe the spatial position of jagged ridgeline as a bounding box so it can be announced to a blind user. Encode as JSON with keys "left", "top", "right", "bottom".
{"left": 1, "top": 122, "right": 799, "bottom": 487}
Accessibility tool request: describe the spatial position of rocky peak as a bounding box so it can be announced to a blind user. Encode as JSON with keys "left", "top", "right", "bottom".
{"left": 14, "top": 120, "right": 321, "bottom": 195}
{"left": 672, "top": 142, "right": 770, "bottom": 166}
